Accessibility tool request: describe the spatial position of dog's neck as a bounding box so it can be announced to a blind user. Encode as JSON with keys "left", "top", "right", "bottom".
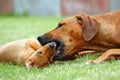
{"left": 82, "top": 23, "right": 120, "bottom": 51}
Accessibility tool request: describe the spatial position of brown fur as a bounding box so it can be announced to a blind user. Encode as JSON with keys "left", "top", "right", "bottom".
{"left": 0, "top": 38, "right": 56, "bottom": 68}
{"left": 26, "top": 42, "right": 56, "bottom": 68}
{"left": 0, "top": 45, "right": 3, "bottom": 48}
{"left": 38, "top": 10, "right": 120, "bottom": 63}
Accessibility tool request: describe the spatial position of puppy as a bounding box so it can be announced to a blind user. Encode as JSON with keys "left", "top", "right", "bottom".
{"left": 0, "top": 38, "right": 56, "bottom": 68}
{"left": 26, "top": 42, "right": 56, "bottom": 68}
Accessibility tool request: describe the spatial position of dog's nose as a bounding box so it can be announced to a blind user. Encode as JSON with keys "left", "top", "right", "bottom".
{"left": 37, "top": 35, "right": 43, "bottom": 43}
{"left": 37, "top": 34, "right": 53, "bottom": 46}
{"left": 37, "top": 35, "right": 47, "bottom": 45}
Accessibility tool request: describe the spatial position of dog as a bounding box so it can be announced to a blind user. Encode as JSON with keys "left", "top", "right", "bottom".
{"left": 0, "top": 38, "right": 56, "bottom": 68}
{"left": 37, "top": 10, "right": 120, "bottom": 63}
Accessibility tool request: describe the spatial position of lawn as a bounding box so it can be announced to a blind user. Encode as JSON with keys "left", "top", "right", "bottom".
{"left": 0, "top": 16, "right": 120, "bottom": 80}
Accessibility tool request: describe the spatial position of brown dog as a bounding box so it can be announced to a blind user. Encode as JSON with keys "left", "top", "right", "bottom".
{"left": 38, "top": 10, "right": 120, "bottom": 63}
{"left": 0, "top": 38, "right": 56, "bottom": 68}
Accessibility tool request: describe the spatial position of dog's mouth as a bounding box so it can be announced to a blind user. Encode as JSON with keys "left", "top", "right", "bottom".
{"left": 40, "top": 39, "right": 65, "bottom": 61}
{"left": 53, "top": 40, "right": 65, "bottom": 61}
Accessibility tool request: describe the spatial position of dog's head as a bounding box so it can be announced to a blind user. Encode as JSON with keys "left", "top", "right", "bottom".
{"left": 37, "top": 14, "right": 100, "bottom": 60}
{"left": 26, "top": 42, "right": 56, "bottom": 68}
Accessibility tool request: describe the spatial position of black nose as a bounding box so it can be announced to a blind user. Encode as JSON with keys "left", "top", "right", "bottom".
{"left": 37, "top": 35, "right": 51, "bottom": 46}
{"left": 48, "top": 42, "right": 56, "bottom": 49}
{"left": 37, "top": 35, "right": 47, "bottom": 46}
{"left": 37, "top": 35, "right": 43, "bottom": 44}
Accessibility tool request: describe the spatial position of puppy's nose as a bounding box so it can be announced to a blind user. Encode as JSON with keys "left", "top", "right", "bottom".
{"left": 26, "top": 62, "right": 33, "bottom": 69}
{"left": 48, "top": 42, "right": 56, "bottom": 49}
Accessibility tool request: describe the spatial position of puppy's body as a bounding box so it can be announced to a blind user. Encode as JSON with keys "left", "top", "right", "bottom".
{"left": 0, "top": 39, "right": 39, "bottom": 65}
{"left": 0, "top": 38, "right": 56, "bottom": 68}
{"left": 0, "top": 45, "right": 3, "bottom": 48}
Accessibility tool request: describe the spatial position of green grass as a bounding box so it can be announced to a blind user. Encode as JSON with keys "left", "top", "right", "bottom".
{"left": 0, "top": 16, "right": 120, "bottom": 80}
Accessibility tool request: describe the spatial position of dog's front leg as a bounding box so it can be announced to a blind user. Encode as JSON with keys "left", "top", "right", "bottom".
{"left": 86, "top": 49, "right": 120, "bottom": 64}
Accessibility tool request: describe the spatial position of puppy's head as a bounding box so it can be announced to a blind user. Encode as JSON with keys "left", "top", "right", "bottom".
{"left": 26, "top": 42, "right": 56, "bottom": 68}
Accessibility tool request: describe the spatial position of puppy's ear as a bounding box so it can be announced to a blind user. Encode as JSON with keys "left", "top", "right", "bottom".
{"left": 76, "top": 14, "right": 100, "bottom": 41}
{"left": 25, "top": 38, "right": 42, "bottom": 50}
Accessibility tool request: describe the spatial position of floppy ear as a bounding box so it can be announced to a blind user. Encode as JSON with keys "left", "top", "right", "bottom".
{"left": 76, "top": 14, "right": 100, "bottom": 41}
{"left": 25, "top": 38, "right": 42, "bottom": 50}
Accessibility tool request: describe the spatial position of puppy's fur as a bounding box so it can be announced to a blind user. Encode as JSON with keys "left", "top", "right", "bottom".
{"left": 26, "top": 42, "right": 56, "bottom": 68}
{"left": 0, "top": 38, "right": 56, "bottom": 68}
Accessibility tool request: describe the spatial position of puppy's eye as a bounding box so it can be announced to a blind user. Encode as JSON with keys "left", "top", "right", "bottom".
{"left": 37, "top": 51, "right": 42, "bottom": 54}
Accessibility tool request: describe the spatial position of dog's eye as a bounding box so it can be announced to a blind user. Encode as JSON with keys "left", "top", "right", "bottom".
{"left": 37, "top": 51, "right": 42, "bottom": 54}
{"left": 57, "top": 23, "right": 63, "bottom": 28}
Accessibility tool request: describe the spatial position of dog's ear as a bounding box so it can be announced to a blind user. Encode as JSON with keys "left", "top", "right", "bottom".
{"left": 76, "top": 14, "right": 100, "bottom": 41}
{"left": 25, "top": 38, "right": 42, "bottom": 50}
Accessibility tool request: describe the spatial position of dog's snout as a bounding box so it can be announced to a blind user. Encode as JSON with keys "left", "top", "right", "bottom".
{"left": 37, "top": 35, "right": 44, "bottom": 43}
{"left": 37, "top": 34, "right": 53, "bottom": 46}
{"left": 37, "top": 35, "right": 48, "bottom": 45}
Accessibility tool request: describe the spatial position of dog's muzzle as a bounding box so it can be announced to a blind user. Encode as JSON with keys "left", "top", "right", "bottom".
{"left": 37, "top": 35, "right": 65, "bottom": 61}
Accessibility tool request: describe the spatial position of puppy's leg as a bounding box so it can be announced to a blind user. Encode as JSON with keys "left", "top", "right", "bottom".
{"left": 26, "top": 38, "right": 42, "bottom": 50}
{"left": 86, "top": 49, "right": 120, "bottom": 64}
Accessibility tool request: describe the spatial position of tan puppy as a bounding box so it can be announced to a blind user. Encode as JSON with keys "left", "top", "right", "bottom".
{"left": 0, "top": 38, "right": 56, "bottom": 68}
{"left": 26, "top": 42, "right": 56, "bottom": 68}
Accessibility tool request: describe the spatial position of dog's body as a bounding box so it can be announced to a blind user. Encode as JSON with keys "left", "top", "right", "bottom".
{"left": 38, "top": 11, "right": 120, "bottom": 63}
{"left": 84, "top": 11, "right": 120, "bottom": 50}
{"left": 0, "top": 38, "right": 56, "bottom": 68}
